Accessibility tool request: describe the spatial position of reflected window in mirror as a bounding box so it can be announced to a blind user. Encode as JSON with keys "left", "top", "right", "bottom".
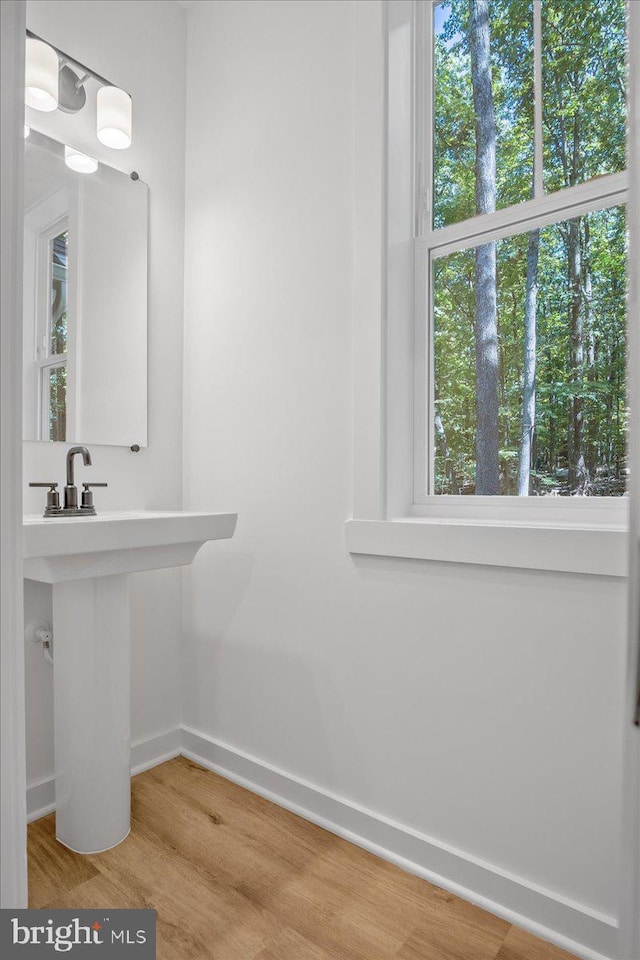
{"left": 42, "top": 227, "right": 69, "bottom": 440}
{"left": 24, "top": 188, "right": 75, "bottom": 443}
{"left": 23, "top": 129, "right": 148, "bottom": 447}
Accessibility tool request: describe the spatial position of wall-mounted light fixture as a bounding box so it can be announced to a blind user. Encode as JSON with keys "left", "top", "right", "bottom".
{"left": 97, "top": 86, "right": 132, "bottom": 150}
{"left": 25, "top": 31, "right": 133, "bottom": 153}
{"left": 25, "top": 37, "right": 59, "bottom": 112}
{"left": 64, "top": 145, "right": 98, "bottom": 174}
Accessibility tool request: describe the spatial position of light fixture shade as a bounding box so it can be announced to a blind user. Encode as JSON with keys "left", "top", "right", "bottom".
{"left": 96, "top": 86, "right": 132, "bottom": 149}
{"left": 65, "top": 145, "right": 98, "bottom": 174}
{"left": 25, "top": 37, "right": 59, "bottom": 112}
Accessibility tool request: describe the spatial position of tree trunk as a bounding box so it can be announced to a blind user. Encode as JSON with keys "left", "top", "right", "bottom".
{"left": 567, "top": 216, "right": 586, "bottom": 491}
{"left": 517, "top": 227, "right": 539, "bottom": 495}
{"left": 584, "top": 258, "right": 598, "bottom": 478}
{"left": 469, "top": 0, "right": 499, "bottom": 495}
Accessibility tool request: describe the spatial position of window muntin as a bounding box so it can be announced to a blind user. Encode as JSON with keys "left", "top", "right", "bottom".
{"left": 420, "top": 0, "right": 628, "bottom": 501}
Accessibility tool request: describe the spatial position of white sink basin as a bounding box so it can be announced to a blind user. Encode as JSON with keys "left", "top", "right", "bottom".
{"left": 24, "top": 510, "right": 237, "bottom": 582}
{"left": 22, "top": 508, "right": 237, "bottom": 854}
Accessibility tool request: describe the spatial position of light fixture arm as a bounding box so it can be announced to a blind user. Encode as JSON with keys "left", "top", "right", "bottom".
{"left": 74, "top": 72, "right": 92, "bottom": 92}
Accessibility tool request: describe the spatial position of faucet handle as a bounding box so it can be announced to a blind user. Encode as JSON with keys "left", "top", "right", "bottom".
{"left": 29, "top": 482, "right": 60, "bottom": 514}
{"left": 81, "top": 482, "right": 108, "bottom": 511}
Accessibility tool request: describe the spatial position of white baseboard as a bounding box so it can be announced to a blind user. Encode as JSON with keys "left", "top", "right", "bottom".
{"left": 25, "top": 776, "right": 55, "bottom": 824}
{"left": 26, "top": 727, "right": 181, "bottom": 823}
{"left": 27, "top": 723, "right": 620, "bottom": 960}
{"left": 130, "top": 727, "right": 182, "bottom": 776}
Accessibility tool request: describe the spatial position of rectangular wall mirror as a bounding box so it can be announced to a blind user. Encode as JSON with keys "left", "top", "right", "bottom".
{"left": 23, "top": 129, "right": 148, "bottom": 447}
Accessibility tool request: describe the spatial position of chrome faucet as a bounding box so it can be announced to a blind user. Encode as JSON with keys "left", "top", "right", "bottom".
{"left": 29, "top": 445, "right": 107, "bottom": 517}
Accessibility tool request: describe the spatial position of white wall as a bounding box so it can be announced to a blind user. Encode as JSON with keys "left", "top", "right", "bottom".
{"left": 182, "top": 1, "right": 627, "bottom": 955}
{"left": 23, "top": 0, "right": 187, "bottom": 787}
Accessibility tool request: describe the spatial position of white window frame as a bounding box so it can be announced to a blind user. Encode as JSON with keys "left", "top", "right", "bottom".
{"left": 23, "top": 188, "right": 78, "bottom": 443}
{"left": 346, "top": 0, "right": 632, "bottom": 575}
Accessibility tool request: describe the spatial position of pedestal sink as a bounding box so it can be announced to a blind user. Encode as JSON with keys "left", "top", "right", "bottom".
{"left": 23, "top": 510, "right": 237, "bottom": 854}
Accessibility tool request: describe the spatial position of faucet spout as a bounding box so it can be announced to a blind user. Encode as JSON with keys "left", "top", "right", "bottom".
{"left": 65, "top": 446, "right": 92, "bottom": 509}
{"left": 66, "top": 446, "right": 92, "bottom": 487}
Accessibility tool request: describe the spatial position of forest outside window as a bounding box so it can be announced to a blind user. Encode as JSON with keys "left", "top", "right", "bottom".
{"left": 32, "top": 221, "right": 69, "bottom": 442}
{"left": 417, "top": 0, "right": 628, "bottom": 504}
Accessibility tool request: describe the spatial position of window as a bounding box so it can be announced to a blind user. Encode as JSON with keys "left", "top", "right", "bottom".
{"left": 38, "top": 227, "right": 69, "bottom": 441}
{"left": 417, "top": 0, "right": 628, "bottom": 501}
{"left": 23, "top": 187, "right": 75, "bottom": 445}
{"left": 346, "top": 0, "right": 633, "bottom": 573}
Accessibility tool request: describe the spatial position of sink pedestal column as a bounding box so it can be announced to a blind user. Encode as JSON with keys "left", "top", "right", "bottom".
{"left": 52, "top": 574, "right": 131, "bottom": 854}
{"left": 24, "top": 510, "right": 238, "bottom": 853}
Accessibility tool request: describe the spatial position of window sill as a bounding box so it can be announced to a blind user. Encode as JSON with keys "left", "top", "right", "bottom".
{"left": 345, "top": 517, "right": 628, "bottom": 577}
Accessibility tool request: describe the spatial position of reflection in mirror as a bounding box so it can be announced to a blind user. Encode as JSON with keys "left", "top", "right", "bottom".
{"left": 23, "top": 129, "right": 148, "bottom": 446}
{"left": 46, "top": 229, "right": 68, "bottom": 440}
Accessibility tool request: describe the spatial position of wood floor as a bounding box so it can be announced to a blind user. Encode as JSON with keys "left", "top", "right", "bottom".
{"left": 28, "top": 757, "right": 577, "bottom": 960}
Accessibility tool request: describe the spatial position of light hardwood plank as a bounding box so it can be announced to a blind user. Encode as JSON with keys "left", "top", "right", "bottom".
{"left": 393, "top": 885, "right": 510, "bottom": 960}
{"left": 494, "top": 926, "right": 579, "bottom": 960}
{"left": 130, "top": 763, "right": 311, "bottom": 902}
{"left": 28, "top": 815, "right": 99, "bottom": 908}
{"left": 43, "top": 871, "right": 148, "bottom": 910}
{"left": 254, "top": 925, "right": 343, "bottom": 960}
{"left": 149, "top": 757, "right": 336, "bottom": 865}
{"left": 88, "top": 822, "right": 283, "bottom": 959}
